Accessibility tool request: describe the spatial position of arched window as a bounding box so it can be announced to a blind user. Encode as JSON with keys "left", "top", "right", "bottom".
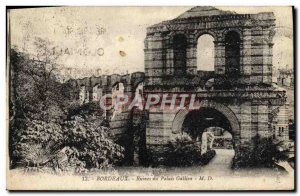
{"left": 133, "top": 82, "right": 144, "bottom": 109}
{"left": 225, "top": 31, "right": 241, "bottom": 77}
{"left": 93, "top": 84, "right": 102, "bottom": 102}
{"left": 173, "top": 34, "right": 187, "bottom": 76}
{"left": 135, "top": 82, "right": 143, "bottom": 98}
{"left": 79, "top": 85, "right": 86, "bottom": 104}
{"left": 197, "top": 34, "right": 215, "bottom": 71}
{"left": 112, "top": 82, "right": 125, "bottom": 106}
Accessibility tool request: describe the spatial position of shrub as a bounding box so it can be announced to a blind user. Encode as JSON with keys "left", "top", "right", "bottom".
{"left": 199, "top": 150, "right": 216, "bottom": 165}
{"left": 62, "top": 116, "right": 125, "bottom": 170}
{"left": 233, "top": 136, "right": 289, "bottom": 169}
{"left": 164, "top": 136, "right": 202, "bottom": 167}
{"left": 12, "top": 120, "right": 64, "bottom": 168}
{"left": 18, "top": 142, "right": 56, "bottom": 169}
{"left": 20, "top": 120, "right": 63, "bottom": 144}
{"left": 146, "top": 146, "right": 169, "bottom": 167}
{"left": 15, "top": 115, "right": 125, "bottom": 172}
{"left": 149, "top": 136, "right": 217, "bottom": 167}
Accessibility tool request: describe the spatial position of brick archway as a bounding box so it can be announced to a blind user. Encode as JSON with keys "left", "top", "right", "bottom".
{"left": 172, "top": 100, "right": 240, "bottom": 137}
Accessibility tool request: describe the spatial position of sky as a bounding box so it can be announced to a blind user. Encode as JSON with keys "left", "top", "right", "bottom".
{"left": 9, "top": 6, "right": 293, "bottom": 74}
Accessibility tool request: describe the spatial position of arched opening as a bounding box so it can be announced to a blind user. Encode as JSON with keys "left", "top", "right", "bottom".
{"left": 197, "top": 34, "right": 215, "bottom": 72}
{"left": 79, "top": 85, "right": 86, "bottom": 104}
{"left": 92, "top": 84, "right": 102, "bottom": 102}
{"left": 225, "top": 31, "right": 241, "bottom": 77}
{"left": 111, "top": 82, "right": 125, "bottom": 116}
{"left": 182, "top": 108, "right": 232, "bottom": 140}
{"left": 173, "top": 34, "right": 187, "bottom": 76}
{"left": 135, "top": 82, "right": 143, "bottom": 95}
{"left": 133, "top": 82, "right": 144, "bottom": 109}
{"left": 182, "top": 108, "right": 235, "bottom": 165}
{"left": 112, "top": 82, "right": 125, "bottom": 103}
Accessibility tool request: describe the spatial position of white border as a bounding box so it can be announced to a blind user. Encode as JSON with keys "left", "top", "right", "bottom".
{"left": 1, "top": 0, "right": 299, "bottom": 195}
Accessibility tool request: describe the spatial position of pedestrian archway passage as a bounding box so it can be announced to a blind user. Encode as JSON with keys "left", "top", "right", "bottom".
{"left": 182, "top": 108, "right": 236, "bottom": 162}
{"left": 182, "top": 108, "right": 232, "bottom": 140}
{"left": 169, "top": 100, "right": 240, "bottom": 156}
{"left": 172, "top": 101, "right": 240, "bottom": 136}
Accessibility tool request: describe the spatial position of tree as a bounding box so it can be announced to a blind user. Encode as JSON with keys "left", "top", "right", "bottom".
{"left": 9, "top": 40, "right": 71, "bottom": 168}
{"left": 10, "top": 38, "right": 67, "bottom": 123}
{"left": 9, "top": 40, "right": 125, "bottom": 172}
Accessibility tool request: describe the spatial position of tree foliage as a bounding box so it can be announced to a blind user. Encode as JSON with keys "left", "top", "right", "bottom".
{"left": 63, "top": 116, "right": 124, "bottom": 169}
{"left": 9, "top": 41, "right": 124, "bottom": 172}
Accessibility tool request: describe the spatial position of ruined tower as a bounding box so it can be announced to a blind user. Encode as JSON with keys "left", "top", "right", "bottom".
{"left": 143, "top": 6, "right": 287, "bottom": 158}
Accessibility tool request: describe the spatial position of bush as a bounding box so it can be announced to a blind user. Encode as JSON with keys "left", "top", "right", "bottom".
{"left": 18, "top": 142, "right": 57, "bottom": 168}
{"left": 233, "top": 136, "right": 289, "bottom": 169}
{"left": 15, "top": 115, "right": 125, "bottom": 172}
{"left": 62, "top": 116, "right": 124, "bottom": 170}
{"left": 148, "top": 136, "right": 217, "bottom": 167}
{"left": 199, "top": 150, "right": 216, "bottom": 165}
{"left": 146, "top": 146, "right": 169, "bottom": 167}
{"left": 12, "top": 120, "right": 64, "bottom": 168}
{"left": 164, "top": 136, "right": 202, "bottom": 167}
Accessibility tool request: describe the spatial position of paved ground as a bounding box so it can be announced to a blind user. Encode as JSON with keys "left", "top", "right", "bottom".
{"left": 199, "top": 149, "right": 294, "bottom": 177}
{"left": 200, "top": 149, "right": 235, "bottom": 175}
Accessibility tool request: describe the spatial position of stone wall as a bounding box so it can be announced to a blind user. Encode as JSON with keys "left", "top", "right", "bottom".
{"left": 66, "top": 72, "right": 145, "bottom": 140}
{"left": 143, "top": 7, "right": 287, "bottom": 156}
{"left": 64, "top": 7, "right": 288, "bottom": 164}
{"left": 144, "top": 7, "right": 276, "bottom": 86}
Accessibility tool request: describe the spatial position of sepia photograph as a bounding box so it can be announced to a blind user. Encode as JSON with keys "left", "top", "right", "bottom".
{"left": 6, "top": 6, "right": 295, "bottom": 191}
